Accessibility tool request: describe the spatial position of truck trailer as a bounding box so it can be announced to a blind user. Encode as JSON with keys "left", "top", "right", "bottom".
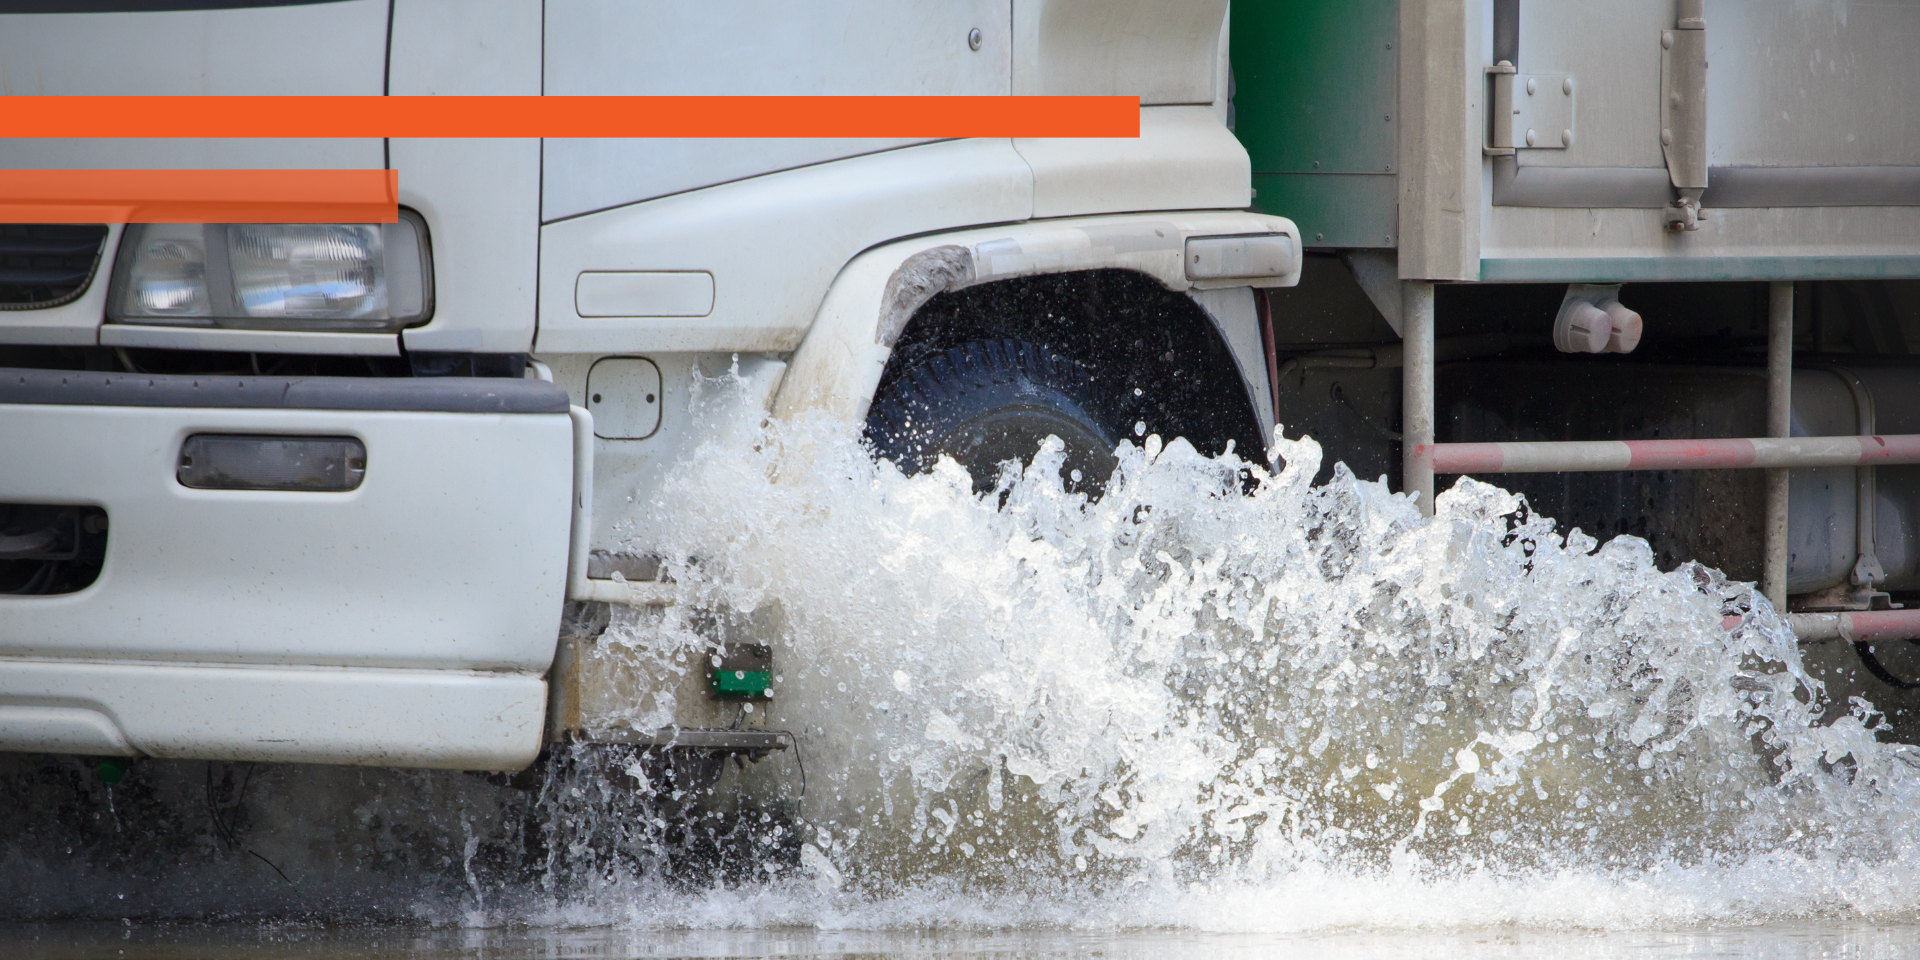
{"left": 1234, "top": 0, "right": 1920, "bottom": 737}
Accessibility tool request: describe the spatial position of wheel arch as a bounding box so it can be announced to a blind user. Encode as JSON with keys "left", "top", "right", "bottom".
{"left": 877, "top": 272, "right": 1270, "bottom": 462}
{"left": 772, "top": 212, "right": 1299, "bottom": 458}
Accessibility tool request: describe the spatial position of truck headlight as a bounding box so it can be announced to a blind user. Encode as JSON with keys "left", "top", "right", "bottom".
{"left": 108, "top": 211, "right": 431, "bottom": 332}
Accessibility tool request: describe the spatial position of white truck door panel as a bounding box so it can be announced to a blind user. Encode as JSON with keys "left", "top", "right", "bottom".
{"left": 534, "top": 138, "right": 1033, "bottom": 355}
{"left": 541, "top": 0, "right": 1013, "bottom": 221}
{"left": 1706, "top": 3, "right": 1920, "bottom": 169}
{"left": 1502, "top": 1, "right": 1668, "bottom": 171}
{"left": 0, "top": 1, "right": 386, "bottom": 172}
{"left": 1510, "top": 0, "right": 1920, "bottom": 172}
{"left": 1476, "top": 0, "right": 1920, "bottom": 275}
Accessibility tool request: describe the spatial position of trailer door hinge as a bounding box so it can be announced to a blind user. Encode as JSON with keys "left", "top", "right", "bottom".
{"left": 1486, "top": 64, "right": 1576, "bottom": 154}
{"left": 1483, "top": 61, "right": 1517, "bottom": 156}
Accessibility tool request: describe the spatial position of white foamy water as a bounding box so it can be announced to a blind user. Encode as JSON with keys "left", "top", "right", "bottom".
{"left": 10, "top": 365, "right": 1920, "bottom": 945}
{"left": 530, "top": 367, "right": 1920, "bottom": 933}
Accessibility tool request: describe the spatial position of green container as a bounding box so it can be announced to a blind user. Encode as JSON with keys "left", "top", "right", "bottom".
{"left": 1232, "top": 0, "right": 1400, "bottom": 249}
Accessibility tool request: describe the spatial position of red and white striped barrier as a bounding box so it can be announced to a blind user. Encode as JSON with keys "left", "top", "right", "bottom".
{"left": 1785, "top": 610, "right": 1920, "bottom": 643}
{"left": 1720, "top": 610, "right": 1920, "bottom": 643}
{"left": 1419, "top": 434, "right": 1920, "bottom": 475}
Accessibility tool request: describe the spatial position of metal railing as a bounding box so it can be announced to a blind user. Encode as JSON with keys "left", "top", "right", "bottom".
{"left": 1397, "top": 280, "right": 1915, "bottom": 644}
{"left": 1416, "top": 434, "right": 1920, "bottom": 473}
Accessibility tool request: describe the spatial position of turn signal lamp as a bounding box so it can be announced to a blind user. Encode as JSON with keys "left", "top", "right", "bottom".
{"left": 109, "top": 213, "right": 430, "bottom": 332}
{"left": 177, "top": 435, "right": 367, "bottom": 492}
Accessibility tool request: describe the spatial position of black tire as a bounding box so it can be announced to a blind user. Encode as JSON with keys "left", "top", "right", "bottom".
{"left": 865, "top": 339, "right": 1121, "bottom": 497}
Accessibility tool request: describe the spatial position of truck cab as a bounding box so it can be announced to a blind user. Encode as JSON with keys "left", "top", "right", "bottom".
{"left": 0, "top": 0, "right": 1301, "bottom": 770}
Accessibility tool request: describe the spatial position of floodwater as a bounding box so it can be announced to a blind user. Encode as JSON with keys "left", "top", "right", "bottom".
{"left": 7, "top": 921, "right": 1920, "bottom": 959}
{"left": 7, "top": 370, "right": 1920, "bottom": 957}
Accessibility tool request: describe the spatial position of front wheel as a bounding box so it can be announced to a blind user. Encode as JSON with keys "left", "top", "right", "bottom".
{"left": 864, "top": 339, "right": 1123, "bottom": 497}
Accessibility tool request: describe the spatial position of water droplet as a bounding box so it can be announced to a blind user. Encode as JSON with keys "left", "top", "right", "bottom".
{"left": 1456, "top": 748, "right": 1482, "bottom": 774}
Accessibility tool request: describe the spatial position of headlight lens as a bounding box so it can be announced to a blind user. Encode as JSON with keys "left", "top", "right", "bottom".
{"left": 229, "top": 224, "right": 383, "bottom": 320}
{"left": 126, "top": 231, "right": 209, "bottom": 317}
{"left": 109, "top": 212, "right": 430, "bottom": 332}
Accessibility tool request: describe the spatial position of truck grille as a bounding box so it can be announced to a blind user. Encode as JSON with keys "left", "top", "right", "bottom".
{"left": 0, "top": 224, "right": 110, "bottom": 310}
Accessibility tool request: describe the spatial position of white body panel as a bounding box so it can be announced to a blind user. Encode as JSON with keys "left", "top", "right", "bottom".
{"left": 540, "top": 0, "right": 1011, "bottom": 221}
{"left": 391, "top": 0, "right": 546, "bottom": 355}
{"left": 0, "top": 1, "right": 388, "bottom": 96}
{"left": 0, "top": 1, "right": 385, "bottom": 173}
{"left": 548, "top": 205, "right": 1297, "bottom": 564}
{"left": 0, "top": 661, "right": 546, "bottom": 770}
{"left": 1017, "top": 105, "right": 1251, "bottom": 218}
{"left": 533, "top": 138, "right": 1034, "bottom": 355}
{"left": 0, "top": 1, "right": 392, "bottom": 354}
{"left": 0, "top": 399, "right": 570, "bottom": 768}
{"left": 0, "top": 404, "right": 572, "bottom": 670}
{"left": 1012, "top": 0, "right": 1228, "bottom": 103}
{"left": 539, "top": 351, "right": 787, "bottom": 562}
{"left": 394, "top": 137, "right": 544, "bottom": 354}
{"left": 534, "top": 107, "right": 1254, "bottom": 356}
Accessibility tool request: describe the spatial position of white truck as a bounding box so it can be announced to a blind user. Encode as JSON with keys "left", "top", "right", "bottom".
{"left": 0, "top": 0, "right": 1298, "bottom": 772}
{"left": 10, "top": 0, "right": 1920, "bottom": 781}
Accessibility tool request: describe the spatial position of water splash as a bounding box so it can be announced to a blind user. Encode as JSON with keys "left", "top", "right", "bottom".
{"left": 581, "top": 365, "right": 1920, "bottom": 906}
{"left": 9, "top": 364, "right": 1920, "bottom": 934}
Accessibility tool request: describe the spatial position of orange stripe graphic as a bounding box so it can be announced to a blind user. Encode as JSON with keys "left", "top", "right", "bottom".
{"left": 0, "top": 169, "right": 398, "bottom": 223}
{"left": 3, "top": 96, "right": 1140, "bottom": 138}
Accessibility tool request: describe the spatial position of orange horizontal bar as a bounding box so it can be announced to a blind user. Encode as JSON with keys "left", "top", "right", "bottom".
{"left": 4, "top": 96, "right": 1140, "bottom": 139}
{"left": 0, "top": 169, "right": 397, "bottom": 223}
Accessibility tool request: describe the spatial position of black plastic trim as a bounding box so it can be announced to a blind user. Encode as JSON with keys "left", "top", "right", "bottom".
{"left": 0, "top": 367, "right": 569, "bottom": 413}
{"left": 0, "top": 225, "right": 110, "bottom": 311}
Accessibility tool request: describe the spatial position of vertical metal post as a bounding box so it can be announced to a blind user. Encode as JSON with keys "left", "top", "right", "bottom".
{"left": 1764, "top": 281, "right": 1794, "bottom": 610}
{"left": 1403, "top": 280, "right": 1436, "bottom": 515}
{"left": 1257, "top": 289, "right": 1282, "bottom": 431}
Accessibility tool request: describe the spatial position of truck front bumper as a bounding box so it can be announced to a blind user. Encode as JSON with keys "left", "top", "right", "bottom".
{"left": 0, "top": 369, "right": 575, "bottom": 770}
